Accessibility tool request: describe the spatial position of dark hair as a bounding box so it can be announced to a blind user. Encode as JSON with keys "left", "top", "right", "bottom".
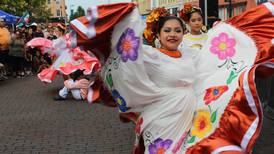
{"left": 157, "top": 16, "right": 185, "bottom": 34}
{"left": 186, "top": 9, "right": 202, "bottom": 22}
{"left": 56, "top": 26, "right": 65, "bottom": 34}
{"left": 70, "top": 70, "right": 84, "bottom": 81}
{"left": 56, "top": 23, "right": 66, "bottom": 34}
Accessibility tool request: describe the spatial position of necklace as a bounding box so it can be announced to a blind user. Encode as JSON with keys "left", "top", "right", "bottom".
{"left": 157, "top": 48, "right": 182, "bottom": 58}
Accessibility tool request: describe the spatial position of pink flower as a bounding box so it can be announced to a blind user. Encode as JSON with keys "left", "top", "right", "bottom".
{"left": 210, "top": 33, "right": 236, "bottom": 60}
{"left": 172, "top": 131, "right": 188, "bottom": 153}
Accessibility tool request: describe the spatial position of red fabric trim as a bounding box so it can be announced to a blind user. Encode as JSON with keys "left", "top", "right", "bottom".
{"left": 72, "top": 3, "right": 136, "bottom": 61}
{"left": 245, "top": 66, "right": 262, "bottom": 152}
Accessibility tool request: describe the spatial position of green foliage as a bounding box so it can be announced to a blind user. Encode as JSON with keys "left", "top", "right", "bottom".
{"left": 187, "top": 136, "right": 196, "bottom": 144}
{"left": 210, "top": 110, "right": 217, "bottom": 123}
{"left": 70, "top": 6, "right": 85, "bottom": 21}
{"left": 0, "top": 0, "right": 51, "bottom": 22}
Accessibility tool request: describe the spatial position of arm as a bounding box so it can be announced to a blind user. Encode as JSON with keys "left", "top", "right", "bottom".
{"left": 64, "top": 78, "right": 90, "bottom": 90}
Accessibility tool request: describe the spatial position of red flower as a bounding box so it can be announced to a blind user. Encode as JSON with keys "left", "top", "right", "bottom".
{"left": 203, "top": 85, "right": 229, "bottom": 105}
{"left": 135, "top": 117, "right": 143, "bottom": 135}
{"left": 179, "top": 4, "right": 201, "bottom": 22}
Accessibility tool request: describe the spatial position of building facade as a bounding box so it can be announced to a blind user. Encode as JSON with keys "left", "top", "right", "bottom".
{"left": 136, "top": 0, "right": 182, "bottom": 15}
{"left": 46, "top": 0, "right": 66, "bottom": 19}
{"left": 135, "top": 0, "right": 272, "bottom": 22}
{"left": 218, "top": 0, "right": 246, "bottom": 21}
{"left": 182, "top": 0, "right": 199, "bottom": 6}
{"left": 157, "top": 0, "right": 181, "bottom": 15}
{"left": 133, "top": 0, "right": 151, "bottom": 15}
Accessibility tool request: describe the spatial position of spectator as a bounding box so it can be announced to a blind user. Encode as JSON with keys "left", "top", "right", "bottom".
{"left": 47, "top": 28, "right": 57, "bottom": 40}
{"left": 0, "top": 17, "right": 11, "bottom": 80}
{"left": 9, "top": 31, "right": 25, "bottom": 78}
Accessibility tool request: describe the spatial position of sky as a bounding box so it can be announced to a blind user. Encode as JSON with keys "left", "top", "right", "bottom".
{"left": 65, "top": 0, "right": 132, "bottom": 17}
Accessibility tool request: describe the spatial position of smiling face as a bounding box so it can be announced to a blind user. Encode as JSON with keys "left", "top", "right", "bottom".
{"left": 54, "top": 27, "right": 63, "bottom": 37}
{"left": 157, "top": 19, "right": 184, "bottom": 51}
{"left": 188, "top": 12, "right": 203, "bottom": 34}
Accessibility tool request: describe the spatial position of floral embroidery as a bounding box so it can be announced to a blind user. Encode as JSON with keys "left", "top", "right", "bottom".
{"left": 135, "top": 117, "right": 143, "bottom": 135}
{"left": 116, "top": 28, "right": 140, "bottom": 62}
{"left": 149, "top": 138, "right": 173, "bottom": 154}
{"left": 210, "top": 33, "right": 236, "bottom": 60}
{"left": 112, "top": 89, "right": 129, "bottom": 112}
{"left": 204, "top": 85, "right": 229, "bottom": 105}
{"left": 191, "top": 110, "right": 212, "bottom": 139}
{"left": 106, "top": 69, "right": 113, "bottom": 88}
{"left": 172, "top": 131, "right": 188, "bottom": 153}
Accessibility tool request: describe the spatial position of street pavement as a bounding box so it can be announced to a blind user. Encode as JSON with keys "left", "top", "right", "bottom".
{"left": 0, "top": 76, "right": 135, "bottom": 154}
{"left": 0, "top": 76, "right": 273, "bottom": 154}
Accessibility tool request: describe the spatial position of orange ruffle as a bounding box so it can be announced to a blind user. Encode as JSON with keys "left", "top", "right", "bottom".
{"left": 157, "top": 48, "right": 182, "bottom": 58}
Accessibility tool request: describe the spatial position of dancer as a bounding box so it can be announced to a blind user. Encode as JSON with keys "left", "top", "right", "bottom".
{"left": 179, "top": 4, "right": 207, "bottom": 50}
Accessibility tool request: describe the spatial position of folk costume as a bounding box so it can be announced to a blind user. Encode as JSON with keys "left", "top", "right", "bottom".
{"left": 26, "top": 33, "right": 101, "bottom": 104}
{"left": 69, "top": 2, "right": 273, "bottom": 153}
{"left": 179, "top": 4, "right": 208, "bottom": 50}
{"left": 181, "top": 32, "right": 208, "bottom": 50}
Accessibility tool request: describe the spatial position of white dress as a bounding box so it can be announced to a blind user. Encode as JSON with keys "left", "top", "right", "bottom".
{"left": 101, "top": 8, "right": 200, "bottom": 153}
{"left": 142, "top": 45, "right": 197, "bottom": 153}
{"left": 181, "top": 32, "right": 207, "bottom": 50}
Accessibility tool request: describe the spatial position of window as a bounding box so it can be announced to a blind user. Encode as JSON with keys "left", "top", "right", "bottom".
{"left": 171, "top": 8, "right": 177, "bottom": 15}
{"left": 57, "top": 9, "right": 60, "bottom": 16}
{"left": 257, "top": 0, "right": 267, "bottom": 4}
{"left": 47, "top": 0, "right": 50, "bottom": 4}
{"left": 56, "top": 0, "right": 60, "bottom": 4}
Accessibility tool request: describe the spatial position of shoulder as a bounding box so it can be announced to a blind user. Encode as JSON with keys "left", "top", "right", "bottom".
{"left": 142, "top": 44, "right": 163, "bottom": 64}
{"left": 183, "top": 33, "right": 191, "bottom": 39}
{"left": 183, "top": 32, "right": 207, "bottom": 41}
{"left": 142, "top": 44, "right": 160, "bottom": 58}
{"left": 179, "top": 46, "right": 199, "bottom": 58}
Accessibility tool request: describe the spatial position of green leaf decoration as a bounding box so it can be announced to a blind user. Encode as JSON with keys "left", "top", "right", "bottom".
{"left": 187, "top": 136, "right": 196, "bottom": 144}
{"left": 211, "top": 110, "right": 218, "bottom": 123}
{"left": 226, "top": 71, "right": 238, "bottom": 84}
{"left": 106, "top": 74, "right": 113, "bottom": 88}
{"left": 208, "top": 105, "right": 212, "bottom": 113}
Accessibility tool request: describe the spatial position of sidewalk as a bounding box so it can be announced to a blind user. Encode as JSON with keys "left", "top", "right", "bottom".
{"left": 0, "top": 76, "right": 135, "bottom": 153}
{"left": 0, "top": 76, "right": 272, "bottom": 153}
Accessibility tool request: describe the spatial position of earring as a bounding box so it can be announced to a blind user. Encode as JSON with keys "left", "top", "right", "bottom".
{"left": 155, "top": 38, "right": 161, "bottom": 48}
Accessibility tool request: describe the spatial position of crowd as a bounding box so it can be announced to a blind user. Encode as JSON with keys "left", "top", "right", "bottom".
{"left": 0, "top": 17, "right": 63, "bottom": 80}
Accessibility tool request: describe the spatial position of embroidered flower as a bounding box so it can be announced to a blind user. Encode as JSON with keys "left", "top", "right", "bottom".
{"left": 210, "top": 33, "right": 236, "bottom": 60}
{"left": 135, "top": 117, "right": 143, "bottom": 135}
{"left": 112, "top": 89, "right": 129, "bottom": 112}
{"left": 172, "top": 131, "right": 188, "bottom": 153}
{"left": 203, "top": 85, "right": 229, "bottom": 105}
{"left": 116, "top": 28, "right": 140, "bottom": 62}
{"left": 149, "top": 138, "right": 173, "bottom": 154}
{"left": 191, "top": 110, "right": 212, "bottom": 139}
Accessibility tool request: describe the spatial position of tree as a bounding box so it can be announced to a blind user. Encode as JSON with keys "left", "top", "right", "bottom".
{"left": 0, "top": 0, "right": 51, "bottom": 23}
{"left": 70, "top": 6, "right": 85, "bottom": 21}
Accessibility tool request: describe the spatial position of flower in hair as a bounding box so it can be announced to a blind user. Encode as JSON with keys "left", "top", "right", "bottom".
{"left": 179, "top": 4, "right": 202, "bottom": 22}
{"left": 143, "top": 7, "right": 169, "bottom": 46}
